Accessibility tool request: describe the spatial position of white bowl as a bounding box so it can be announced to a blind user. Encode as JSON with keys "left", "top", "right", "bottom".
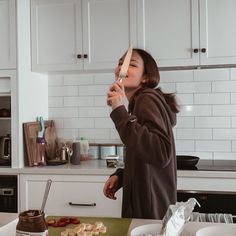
{"left": 196, "top": 224, "right": 236, "bottom": 236}
{"left": 130, "top": 224, "right": 162, "bottom": 236}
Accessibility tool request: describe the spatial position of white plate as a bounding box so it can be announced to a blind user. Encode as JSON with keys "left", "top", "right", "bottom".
{"left": 196, "top": 224, "right": 236, "bottom": 236}
{"left": 130, "top": 224, "right": 162, "bottom": 236}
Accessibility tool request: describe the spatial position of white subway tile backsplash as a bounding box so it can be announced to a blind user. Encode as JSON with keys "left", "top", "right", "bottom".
{"left": 176, "top": 151, "right": 213, "bottom": 160}
{"left": 95, "top": 118, "right": 115, "bottom": 128}
{"left": 63, "top": 97, "right": 94, "bottom": 107}
{"left": 179, "top": 105, "right": 211, "bottom": 116}
{"left": 159, "top": 82, "right": 176, "bottom": 93}
{"left": 63, "top": 74, "right": 94, "bottom": 85}
{"left": 231, "top": 68, "right": 236, "bottom": 80}
{"left": 49, "top": 107, "right": 78, "bottom": 118}
{"left": 79, "top": 85, "right": 108, "bottom": 96}
{"left": 212, "top": 81, "right": 236, "bottom": 92}
{"left": 78, "top": 128, "right": 110, "bottom": 141}
{"left": 175, "top": 140, "right": 195, "bottom": 152}
{"left": 176, "top": 117, "right": 194, "bottom": 128}
{"left": 78, "top": 107, "right": 110, "bottom": 117}
{"left": 213, "top": 129, "right": 236, "bottom": 140}
{"left": 93, "top": 73, "right": 114, "bottom": 84}
{"left": 194, "top": 93, "right": 230, "bottom": 104}
{"left": 56, "top": 128, "right": 78, "bottom": 140}
{"left": 232, "top": 141, "right": 236, "bottom": 151}
{"left": 110, "top": 128, "right": 121, "bottom": 140}
{"left": 176, "top": 82, "right": 211, "bottom": 93}
{"left": 177, "top": 129, "right": 212, "bottom": 140}
{"left": 196, "top": 141, "right": 231, "bottom": 152}
{"left": 48, "top": 74, "right": 63, "bottom": 86}
{"left": 48, "top": 66, "right": 236, "bottom": 160}
{"left": 48, "top": 97, "right": 63, "bottom": 107}
{"left": 176, "top": 94, "right": 193, "bottom": 105}
{"left": 233, "top": 118, "right": 236, "bottom": 127}
{"left": 49, "top": 86, "right": 78, "bottom": 97}
{"left": 213, "top": 105, "right": 236, "bottom": 116}
{"left": 94, "top": 96, "right": 107, "bottom": 106}
{"left": 194, "top": 68, "right": 229, "bottom": 81}
{"left": 63, "top": 118, "right": 94, "bottom": 128}
{"left": 231, "top": 93, "right": 236, "bottom": 103}
{"left": 191, "top": 152, "right": 213, "bottom": 160}
{"left": 214, "top": 153, "right": 236, "bottom": 160}
{"left": 195, "top": 117, "right": 231, "bottom": 128}
{"left": 160, "top": 70, "right": 193, "bottom": 83}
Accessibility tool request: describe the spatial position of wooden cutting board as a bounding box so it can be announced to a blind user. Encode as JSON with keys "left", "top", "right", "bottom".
{"left": 46, "top": 216, "right": 132, "bottom": 236}
{"left": 23, "top": 120, "right": 56, "bottom": 166}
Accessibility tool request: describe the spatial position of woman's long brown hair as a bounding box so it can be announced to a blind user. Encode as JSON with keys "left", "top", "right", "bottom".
{"left": 134, "top": 48, "right": 180, "bottom": 113}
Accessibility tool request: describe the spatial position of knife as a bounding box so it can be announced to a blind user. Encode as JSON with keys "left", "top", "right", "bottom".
{"left": 37, "top": 116, "right": 45, "bottom": 138}
{"left": 118, "top": 46, "right": 133, "bottom": 82}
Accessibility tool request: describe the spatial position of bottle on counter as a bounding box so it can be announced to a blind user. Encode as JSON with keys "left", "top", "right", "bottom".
{"left": 79, "top": 137, "right": 89, "bottom": 161}
{"left": 34, "top": 137, "right": 46, "bottom": 166}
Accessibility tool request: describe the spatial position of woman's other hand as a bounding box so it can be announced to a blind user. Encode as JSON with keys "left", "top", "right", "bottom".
{"left": 103, "top": 175, "right": 119, "bottom": 200}
{"left": 107, "top": 81, "right": 125, "bottom": 110}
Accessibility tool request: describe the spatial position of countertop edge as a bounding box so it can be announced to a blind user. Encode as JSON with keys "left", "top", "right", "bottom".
{"left": 1, "top": 160, "right": 236, "bottom": 178}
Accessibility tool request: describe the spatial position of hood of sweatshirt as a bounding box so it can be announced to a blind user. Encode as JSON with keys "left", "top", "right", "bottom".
{"left": 128, "top": 87, "right": 177, "bottom": 127}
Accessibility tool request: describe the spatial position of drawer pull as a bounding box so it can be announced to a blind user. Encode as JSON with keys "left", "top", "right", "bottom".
{"left": 69, "top": 202, "right": 96, "bottom": 207}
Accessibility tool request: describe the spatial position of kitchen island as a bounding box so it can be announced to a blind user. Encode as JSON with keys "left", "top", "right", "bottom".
{"left": 1, "top": 213, "right": 236, "bottom": 236}
{"left": 0, "top": 213, "right": 160, "bottom": 236}
{"left": 1, "top": 160, "right": 236, "bottom": 218}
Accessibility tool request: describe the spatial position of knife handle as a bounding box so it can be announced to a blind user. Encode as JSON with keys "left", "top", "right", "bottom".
{"left": 69, "top": 202, "right": 96, "bottom": 207}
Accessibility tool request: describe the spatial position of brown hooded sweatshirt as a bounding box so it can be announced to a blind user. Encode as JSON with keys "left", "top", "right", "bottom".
{"left": 110, "top": 87, "right": 177, "bottom": 219}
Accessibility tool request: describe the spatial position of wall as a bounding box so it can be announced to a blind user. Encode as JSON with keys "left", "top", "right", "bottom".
{"left": 48, "top": 67, "right": 236, "bottom": 160}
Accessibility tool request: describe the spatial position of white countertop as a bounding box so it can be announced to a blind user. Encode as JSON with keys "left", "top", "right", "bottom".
{"left": 1, "top": 160, "right": 236, "bottom": 178}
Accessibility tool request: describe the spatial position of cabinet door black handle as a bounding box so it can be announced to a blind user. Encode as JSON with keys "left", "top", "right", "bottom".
{"left": 83, "top": 54, "right": 88, "bottom": 59}
{"left": 69, "top": 202, "right": 96, "bottom": 207}
{"left": 77, "top": 54, "right": 82, "bottom": 59}
{"left": 201, "top": 48, "right": 207, "bottom": 53}
{"left": 193, "top": 48, "right": 199, "bottom": 53}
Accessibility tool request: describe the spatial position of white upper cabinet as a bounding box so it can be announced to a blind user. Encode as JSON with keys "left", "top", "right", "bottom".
{"left": 0, "top": 0, "right": 16, "bottom": 69}
{"left": 137, "top": 0, "right": 199, "bottom": 67}
{"left": 199, "top": 0, "right": 236, "bottom": 65}
{"left": 137, "top": 0, "right": 236, "bottom": 67}
{"left": 31, "top": 0, "right": 137, "bottom": 72}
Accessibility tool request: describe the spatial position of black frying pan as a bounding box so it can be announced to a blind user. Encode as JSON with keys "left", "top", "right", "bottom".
{"left": 176, "top": 155, "right": 199, "bottom": 169}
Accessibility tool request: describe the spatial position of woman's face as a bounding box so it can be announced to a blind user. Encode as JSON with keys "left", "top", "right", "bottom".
{"left": 115, "top": 51, "right": 146, "bottom": 90}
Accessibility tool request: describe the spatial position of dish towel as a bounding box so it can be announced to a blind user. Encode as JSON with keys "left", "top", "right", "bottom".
{"left": 190, "top": 212, "right": 233, "bottom": 223}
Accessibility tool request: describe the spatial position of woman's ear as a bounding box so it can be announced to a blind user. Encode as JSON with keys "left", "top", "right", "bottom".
{"left": 141, "top": 76, "right": 147, "bottom": 84}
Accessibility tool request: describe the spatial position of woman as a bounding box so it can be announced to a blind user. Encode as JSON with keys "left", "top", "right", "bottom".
{"left": 103, "top": 48, "right": 179, "bottom": 219}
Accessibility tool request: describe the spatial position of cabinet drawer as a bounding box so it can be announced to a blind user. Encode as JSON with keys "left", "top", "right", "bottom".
{"left": 0, "top": 77, "right": 10, "bottom": 93}
{"left": 20, "top": 175, "right": 122, "bottom": 217}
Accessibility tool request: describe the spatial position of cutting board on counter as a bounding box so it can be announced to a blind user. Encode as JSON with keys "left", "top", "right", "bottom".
{"left": 46, "top": 216, "right": 132, "bottom": 236}
{"left": 23, "top": 120, "right": 57, "bottom": 166}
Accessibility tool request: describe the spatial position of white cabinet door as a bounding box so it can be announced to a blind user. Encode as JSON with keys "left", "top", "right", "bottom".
{"left": 0, "top": 0, "right": 16, "bottom": 69}
{"left": 137, "top": 0, "right": 199, "bottom": 67}
{"left": 31, "top": 0, "right": 136, "bottom": 72}
{"left": 82, "top": 0, "right": 137, "bottom": 70}
{"left": 199, "top": 0, "right": 236, "bottom": 65}
{"left": 19, "top": 174, "right": 122, "bottom": 217}
{"left": 31, "top": 0, "right": 83, "bottom": 71}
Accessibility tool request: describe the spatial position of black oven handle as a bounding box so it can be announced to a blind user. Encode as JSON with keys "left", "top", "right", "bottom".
{"left": 0, "top": 188, "right": 14, "bottom": 196}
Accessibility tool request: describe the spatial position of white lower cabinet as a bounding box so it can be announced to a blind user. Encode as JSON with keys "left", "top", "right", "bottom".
{"left": 19, "top": 174, "right": 122, "bottom": 217}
